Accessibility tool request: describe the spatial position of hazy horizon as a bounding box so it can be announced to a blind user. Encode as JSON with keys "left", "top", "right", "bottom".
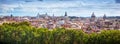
{"left": 0, "top": 0, "right": 120, "bottom": 17}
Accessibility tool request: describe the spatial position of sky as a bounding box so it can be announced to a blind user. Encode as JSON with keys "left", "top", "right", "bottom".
{"left": 0, "top": 0, "right": 120, "bottom": 17}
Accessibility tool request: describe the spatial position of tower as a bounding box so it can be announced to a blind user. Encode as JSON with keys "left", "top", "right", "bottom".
{"left": 91, "top": 12, "right": 96, "bottom": 18}
{"left": 90, "top": 12, "right": 96, "bottom": 21}
{"left": 37, "top": 13, "right": 40, "bottom": 18}
{"left": 45, "top": 12, "right": 48, "bottom": 16}
{"left": 10, "top": 14, "right": 13, "bottom": 18}
{"left": 52, "top": 14, "right": 55, "bottom": 20}
{"left": 64, "top": 11, "right": 67, "bottom": 16}
{"left": 64, "top": 11, "right": 69, "bottom": 22}
{"left": 53, "top": 14, "right": 54, "bottom": 17}
{"left": 44, "top": 12, "right": 49, "bottom": 19}
{"left": 103, "top": 14, "right": 107, "bottom": 20}
{"left": 37, "top": 13, "right": 40, "bottom": 16}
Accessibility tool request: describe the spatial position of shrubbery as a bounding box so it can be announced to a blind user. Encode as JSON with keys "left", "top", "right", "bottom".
{"left": 0, "top": 22, "right": 120, "bottom": 44}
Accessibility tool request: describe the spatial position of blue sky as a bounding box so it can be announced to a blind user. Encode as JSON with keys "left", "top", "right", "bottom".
{"left": 0, "top": 0, "right": 120, "bottom": 17}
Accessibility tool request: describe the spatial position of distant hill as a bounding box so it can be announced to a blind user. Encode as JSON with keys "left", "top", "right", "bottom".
{"left": 107, "top": 16, "right": 120, "bottom": 19}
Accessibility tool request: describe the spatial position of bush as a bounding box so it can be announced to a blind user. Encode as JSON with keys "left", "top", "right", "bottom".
{"left": 0, "top": 22, "right": 120, "bottom": 44}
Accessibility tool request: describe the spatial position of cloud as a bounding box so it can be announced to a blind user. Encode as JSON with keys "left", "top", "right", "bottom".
{"left": 0, "top": 4, "right": 16, "bottom": 13}
{"left": 115, "top": 0, "right": 120, "bottom": 3}
{"left": 0, "top": 0, "right": 120, "bottom": 16}
{"left": 0, "top": 0, "right": 43, "bottom": 4}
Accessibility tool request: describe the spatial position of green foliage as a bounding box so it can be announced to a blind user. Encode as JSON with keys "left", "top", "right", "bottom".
{"left": 0, "top": 22, "right": 120, "bottom": 44}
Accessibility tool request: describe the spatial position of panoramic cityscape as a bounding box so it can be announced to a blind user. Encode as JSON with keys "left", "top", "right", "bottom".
{"left": 0, "top": 0, "right": 120, "bottom": 44}
{"left": 0, "top": 12, "right": 120, "bottom": 33}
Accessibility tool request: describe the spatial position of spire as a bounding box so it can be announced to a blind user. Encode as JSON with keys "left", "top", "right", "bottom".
{"left": 37, "top": 13, "right": 40, "bottom": 15}
{"left": 45, "top": 12, "right": 48, "bottom": 15}
{"left": 52, "top": 14, "right": 55, "bottom": 19}
{"left": 52, "top": 14, "right": 55, "bottom": 21}
{"left": 91, "top": 12, "right": 96, "bottom": 18}
{"left": 53, "top": 14, "right": 54, "bottom": 17}
{"left": 37, "top": 13, "right": 40, "bottom": 18}
{"left": 64, "top": 11, "right": 67, "bottom": 16}
{"left": 103, "top": 14, "right": 107, "bottom": 19}
{"left": 10, "top": 14, "right": 13, "bottom": 18}
{"left": 37, "top": 13, "right": 40, "bottom": 17}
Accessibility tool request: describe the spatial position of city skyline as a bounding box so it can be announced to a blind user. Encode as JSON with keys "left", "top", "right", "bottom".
{"left": 0, "top": 0, "right": 120, "bottom": 17}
